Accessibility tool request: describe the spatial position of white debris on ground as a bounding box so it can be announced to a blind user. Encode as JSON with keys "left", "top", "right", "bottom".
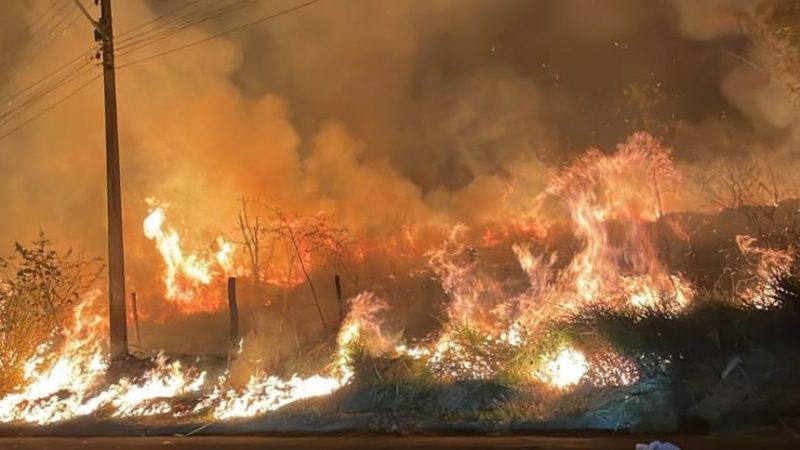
{"left": 636, "top": 442, "right": 681, "bottom": 450}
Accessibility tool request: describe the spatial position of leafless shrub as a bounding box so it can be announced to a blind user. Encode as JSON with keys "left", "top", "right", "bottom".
{"left": 234, "top": 199, "right": 350, "bottom": 329}
{"left": 696, "top": 156, "right": 780, "bottom": 212}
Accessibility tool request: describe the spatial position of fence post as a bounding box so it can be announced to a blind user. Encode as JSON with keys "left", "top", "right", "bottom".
{"left": 130, "top": 291, "right": 141, "bottom": 346}
{"left": 334, "top": 274, "right": 344, "bottom": 321}
{"left": 227, "top": 277, "right": 240, "bottom": 352}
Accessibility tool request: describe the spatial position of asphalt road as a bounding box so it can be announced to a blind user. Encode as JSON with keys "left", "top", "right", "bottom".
{"left": 0, "top": 436, "right": 797, "bottom": 450}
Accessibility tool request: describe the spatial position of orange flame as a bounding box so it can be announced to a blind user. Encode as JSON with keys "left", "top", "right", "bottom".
{"left": 15, "top": 132, "right": 792, "bottom": 424}
{"left": 143, "top": 198, "right": 235, "bottom": 314}
{"left": 735, "top": 235, "right": 794, "bottom": 309}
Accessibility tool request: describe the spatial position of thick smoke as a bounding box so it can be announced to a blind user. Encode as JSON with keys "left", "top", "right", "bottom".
{"left": 0, "top": 0, "right": 798, "bottom": 305}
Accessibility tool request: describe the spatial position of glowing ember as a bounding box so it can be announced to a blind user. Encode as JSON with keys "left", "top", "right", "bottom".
{"left": 538, "top": 347, "right": 589, "bottom": 389}
{"left": 735, "top": 235, "right": 794, "bottom": 309}
{"left": 585, "top": 350, "right": 640, "bottom": 387}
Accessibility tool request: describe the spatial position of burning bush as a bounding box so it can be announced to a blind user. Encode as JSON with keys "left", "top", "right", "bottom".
{"left": 0, "top": 233, "right": 103, "bottom": 391}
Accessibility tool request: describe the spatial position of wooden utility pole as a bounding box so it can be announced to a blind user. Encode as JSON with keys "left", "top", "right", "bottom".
{"left": 99, "top": 0, "right": 128, "bottom": 362}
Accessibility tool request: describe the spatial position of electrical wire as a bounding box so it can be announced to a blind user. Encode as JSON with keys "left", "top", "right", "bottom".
{"left": 115, "top": 0, "right": 208, "bottom": 38}
{"left": 0, "top": 46, "right": 98, "bottom": 108}
{"left": 114, "top": 0, "right": 232, "bottom": 48}
{"left": 0, "top": 61, "right": 94, "bottom": 117}
{"left": 0, "top": 0, "right": 98, "bottom": 132}
{"left": 0, "top": 0, "right": 64, "bottom": 71}
{"left": 0, "top": 63, "right": 97, "bottom": 128}
{"left": 0, "top": 1, "right": 91, "bottom": 92}
{"left": 0, "top": 73, "right": 101, "bottom": 142}
{"left": 114, "top": 0, "right": 265, "bottom": 56}
{"left": 117, "top": 0, "right": 321, "bottom": 70}
{"left": 0, "top": 1, "right": 78, "bottom": 75}
{"left": 0, "top": 0, "right": 323, "bottom": 142}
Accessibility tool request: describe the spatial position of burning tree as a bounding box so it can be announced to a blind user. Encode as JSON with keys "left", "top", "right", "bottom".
{"left": 237, "top": 197, "right": 268, "bottom": 285}
{"left": 0, "top": 233, "right": 103, "bottom": 391}
{"left": 235, "top": 199, "right": 350, "bottom": 329}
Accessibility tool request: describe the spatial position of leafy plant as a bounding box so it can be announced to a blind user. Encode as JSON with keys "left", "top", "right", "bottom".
{"left": 0, "top": 233, "right": 103, "bottom": 391}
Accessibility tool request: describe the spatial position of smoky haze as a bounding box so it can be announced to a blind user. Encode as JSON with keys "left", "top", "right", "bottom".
{"left": 0, "top": 0, "right": 797, "bottom": 294}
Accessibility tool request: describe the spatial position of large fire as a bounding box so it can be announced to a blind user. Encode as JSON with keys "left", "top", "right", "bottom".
{"left": 143, "top": 198, "right": 236, "bottom": 314}
{"left": 0, "top": 132, "right": 792, "bottom": 424}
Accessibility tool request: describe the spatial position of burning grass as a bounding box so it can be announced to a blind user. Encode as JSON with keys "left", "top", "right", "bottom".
{"left": 2, "top": 132, "right": 800, "bottom": 431}
{"left": 0, "top": 253, "right": 798, "bottom": 431}
{"left": 315, "top": 278, "right": 800, "bottom": 431}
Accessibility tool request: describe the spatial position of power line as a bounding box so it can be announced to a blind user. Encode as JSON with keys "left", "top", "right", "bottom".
{"left": 115, "top": 0, "right": 234, "bottom": 48}
{"left": 25, "top": 3, "right": 83, "bottom": 57}
{"left": 0, "top": 47, "right": 98, "bottom": 127}
{"left": 32, "top": 0, "right": 74, "bottom": 33}
{"left": 0, "top": 73, "right": 101, "bottom": 142}
{"left": 15, "top": 1, "right": 76, "bottom": 57}
{"left": 0, "top": 63, "right": 96, "bottom": 127}
{"left": 115, "top": 0, "right": 259, "bottom": 51}
{"left": 117, "top": 0, "right": 321, "bottom": 70}
{"left": 0, "top": 61, "right": 89, "bottom": 118}
{"left": 0, "top": 0, "right": 323, "bottom": 143}
{"left": 26, "top": 1, "right": 65, "bottom": 33}
{"left": 0, "top": 1, "right": 89, "bottom": 89}
{"left": 0, "top": 46, "right": 98, "bottom": 108}
{"left": 0, "top": 0, "right": 64, "bottom": 70}
{"left": 0, "top": 1, "right": 71, "bottom": 74}
{"left": 114, "top": 0, "right": 264, "bottom": 55}
{"left": 31, "top": 0, "right": 73, "bottom": 33}
{"left": 0, "top": 0, "right": 98, "bottom": 132}
{"left": 115, "top": 0, "right": 208, "bottom": 38}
